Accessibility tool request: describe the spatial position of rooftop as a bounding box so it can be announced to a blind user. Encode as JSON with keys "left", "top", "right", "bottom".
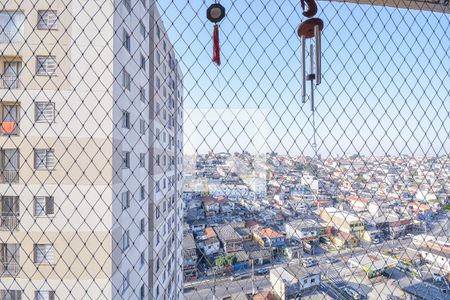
{"left": 258, "top": 227, "right": 284, "bottom": 239}
{"left": 204, "top": 227, "right": 217, "bottom": 238}
{"left": 322, "top": 207, "right": 360, "bottom": 223}
{"left": 214, "top": 224, "right": 243, "bottom": 242}
{"left": 271, "top": 264, "right": 319, "bottom": 285}
{"left": 287, "top": 218, "right": 321, "bottom": 229}
{"left": 348, "top": 252, "right": 398, "bottom": 271}
{"left": 184, "top": 232, "right": 197, "bottom": 250}
{"left": 400, "top": 278, "right": 449, "bottom": 300}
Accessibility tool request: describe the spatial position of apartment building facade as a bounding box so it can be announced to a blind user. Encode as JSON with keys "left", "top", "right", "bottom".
{"left": 0, "top": 0, "right": 183, "bottom": 299}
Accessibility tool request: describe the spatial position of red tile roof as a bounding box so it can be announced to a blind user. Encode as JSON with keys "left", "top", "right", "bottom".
{"left": 202, "top": 196, "right": 216, "bottom": 206}
{"left": 259, "top": 228, "right": 283, "bottom": 239}
{"left": 204, "top": 227, "right": 216, "bottom": 238}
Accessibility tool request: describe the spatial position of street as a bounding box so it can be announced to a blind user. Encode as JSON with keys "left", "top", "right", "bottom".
{"left": 184, "top": 237, "right": 416, "bottom": 299}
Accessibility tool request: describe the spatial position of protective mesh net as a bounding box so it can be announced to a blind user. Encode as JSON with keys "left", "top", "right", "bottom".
{"left": 0, "top": 0, "right": 448, "bottom": 299}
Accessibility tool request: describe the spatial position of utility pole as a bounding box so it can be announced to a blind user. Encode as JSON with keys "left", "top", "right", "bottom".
{"left": 212, "top": 268, "right": 216, "bottom": 300}
{"left": 251, "top": 259, "right": 255, "bottom": 295}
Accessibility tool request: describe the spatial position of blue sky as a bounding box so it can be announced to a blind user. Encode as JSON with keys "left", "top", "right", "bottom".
{"left": 156, "top": 0, "right": 449, "bottom": 156}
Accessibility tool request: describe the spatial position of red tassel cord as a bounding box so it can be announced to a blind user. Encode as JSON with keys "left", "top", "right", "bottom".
{"left": 212, "top": 24, "right": 221, "bottom": 65}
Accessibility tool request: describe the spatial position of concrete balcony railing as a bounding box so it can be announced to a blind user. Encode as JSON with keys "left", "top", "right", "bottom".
{"left": 0, "top": 262, "right": 20, "bottom": 276}
{"left": 0, "top": 76, "right": 21, "bottom": 89}
{"left": 0, "top": 216, "right": 19, "bottom": 231}
{"left": 0, "top": 170, "right": 19, "bottom": 184}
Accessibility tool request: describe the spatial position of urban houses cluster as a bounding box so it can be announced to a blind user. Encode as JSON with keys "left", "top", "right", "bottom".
{"left": 183, "top": 152, "right": 450, "bottom": 299}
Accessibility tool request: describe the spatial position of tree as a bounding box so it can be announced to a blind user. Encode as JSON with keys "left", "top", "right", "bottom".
{"left": 215, "top": 254, "right": 236, "bottom": 267}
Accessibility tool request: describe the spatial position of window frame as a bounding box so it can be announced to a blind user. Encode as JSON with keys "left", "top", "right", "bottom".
{"left": 34, "top": 196, "right": 55, "bottom": 217}
{"left": 37, "top": 10, "right": 58, "bottom": 30}
{"left": 34, "top": 244, "right": 55, "bottom": 265}
{"left": 36, "top": 56, "right": 57, "bottom": 76}
{"left": 34, "top": 148, "right": 56, "bottom": 170}
{"left": 35, "top": 102, "right": 55, "bottom": 123}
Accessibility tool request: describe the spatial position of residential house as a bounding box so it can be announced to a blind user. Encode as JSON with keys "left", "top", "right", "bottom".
{"left": 233, "top": 251, "right": 250, "bottom": 272}
{"left": 203, "top": 196, "right": 220, "bottom": 217}
{"left": 198, "top": 227, "right": 220, "bottom": 256}
{"left": 331, "top": 230, "right": 359, "bottom": 249}
{"left": 319, "top": 207, "right": 365, "bottom": 239}
{"left": 374, "top": 213, "right": 413, "bottom": 239}
{"left": 270, "top": 265, "right": 321, "bottom": 300}
{"left": 253, "top": 228, "right": 286, "bottom": 249}
{"left": 249, "top": 249, "right": 272, "bottom": 265}
{"left": 285, "top": 219, "right": 320, "bottom": 241}
{"left": 214, "top": 224, "right": 244, "bottom": 253}
{"left": 413, "top": 235, "right": 450, "bottom": 273}
{"left": 346, "top": 195, "right": 370, "bottom": 212}
{"left": 183, "top": 232, "right": 198, "bottom": 281}
{"left": 407, "top": 201, "right": 432, "bottom": 220}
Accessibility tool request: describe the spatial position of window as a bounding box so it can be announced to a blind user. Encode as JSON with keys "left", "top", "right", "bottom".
{"left": 37, "top": 10, "right": 57, "bottom": 30}
{"left": 123, "top": 0, "right": 131, "bottom": 12}
{"left": 140, "top": 54, "right": 146, "bottom": 70}
{"left": 139, "top": 21, "right": 146, "bottom": 37}
{"left": 140, "top": 87, "right": 146, "bottom": 102}
{"left": 122, "top": 269, "right": 130, "bottom": 295}
{"left": 123, "top": 30, "right": 131, "bottom": 52}
{"left": 122, "top": 70, "right": 131, "bottom": 91}
{"left": 139, "top": 119, "right": 145, "bottom": 134}
{"left": 122, "top": 111, "right": 130, "bottom": 128}
{"left": 140, "top": 0, "right": 146, "bottom": 7}
{"left": 122, "top": 151, "right": 130, "bottom": 169}
{"left": 139, "top": 153, "right": 145, "bottom": 168}
{"left": 156, "top": 51, "right": 161, "bottom": 65}
{"left": 155, "top": 181, "right": 160, "bottom": 192}
{"left": 35, "top": 102, "right": 55, "bottom": 123}
{"left": 140, "top": 284, "right": 145, "bottom": 300}
{"left": 34, "top": 244, "right": 54, "bottom": 264}
{"left": 156, "top": 25, "right": 160, "bottom": 39}
{"left": 34, "top": 196, "right": 55, "bottom": 216}
{"left": 35, "top": 291, "right": 55, "bottom": 300}
{"left": 140, "top": 185, "right": 145, "bottom": 201}
{"left": 34, "top": 149, "right": 56, "bottom": 170}
{"left": 0, "top": 12, "right": 25, "bottom": 43}
{"left": 122, "top": 230, "right": 130, "bottom": 251}
{"left": 36, "top": 56, "right": 57, "bottom": 76}
{"left": 156, "top": 155, "right": 160, "bottom": 165}
{"left": 140, "top": 218, "right": 145, "bottom": 234}
{"left": 1, "top": 104, "right": 19, "bottom": 135}
{"left": 156, "top": 205, "right": 160, "bottom": 218}
{"left": 155, "top": 76, "right": 160, "bottom": 89}
{"left": 140, "top": 251, "right": 145, "bottom": 268}
{"left": 122, "top": 191, "right": 130, "bottom": 210}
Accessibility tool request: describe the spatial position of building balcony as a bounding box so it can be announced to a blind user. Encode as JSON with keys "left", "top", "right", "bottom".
{"left": 0, "top": 216, "right": 19, "bottom": 231}
{"left": 0, "top": 75, "right": 21, "bottom": 89}
{"left": 0, "top": 170, "right": 19, "bottom": 184}
{"left": 0, "top": 262, "right": 20, "bottom": 277}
